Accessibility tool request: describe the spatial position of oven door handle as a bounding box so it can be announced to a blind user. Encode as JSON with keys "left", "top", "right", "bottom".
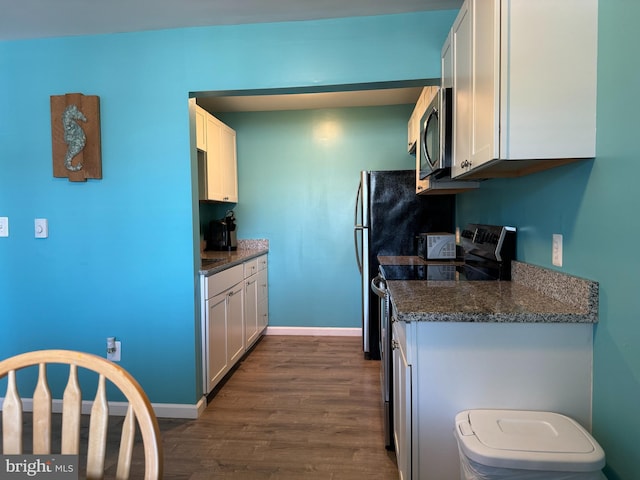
{"left": 371, "top": 274, "right": 387, "bottom": 299}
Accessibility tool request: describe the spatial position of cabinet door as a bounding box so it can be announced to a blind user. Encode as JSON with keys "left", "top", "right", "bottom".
{"left": 469, "top": 0, "right": 500, "bottom": 169}
{"left": 205, "top": 115, "right": 224, "bottom": 201}
{"left": 257, "top": 267, "right": 269, "bottom": 331}
{"left": 227, "top": 282, "right": 245, "bottom": 365}
{"left": 441, "top": 31, "right": 453, "bottom": 90}
{"left": 451, "top": 0, "right": 472, "bottom": 178}
{"left": 244, "top": 274, "right": 259, "bottom": 348}
{"left": 195, "top": 106, "right": 207, "bottom": 151}
{"left": 206, "top": 292, "right": 228, "bottom": 393}
{"left": 393, "top": 328, "right": 412, "bottom": 480}
{"left": 221, "top": 124, "right": 238, "bottom": 203}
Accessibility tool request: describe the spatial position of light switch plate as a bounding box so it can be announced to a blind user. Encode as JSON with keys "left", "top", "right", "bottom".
{"left": 0, "top": 217, "right": 8, "bottom": 237}
{"left": 35, "top": 218, "right": 48, "bottom": 238}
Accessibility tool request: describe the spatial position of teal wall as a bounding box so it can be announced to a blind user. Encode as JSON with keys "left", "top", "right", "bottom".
{"left": 0, "top": 11, "right": 454, "bottom": 404}
{"left": 454, "top": 2, "right": 639, "bottom": 479}
{"left": 2, "top": 3, "right": 638, "bottom": 477}
{"left": 213, "top": 106, "right": 414, "bottom": 328}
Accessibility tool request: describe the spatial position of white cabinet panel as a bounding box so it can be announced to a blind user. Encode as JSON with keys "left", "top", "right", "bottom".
{"left": 197, "top": 109, "right": 238, "bottom": 203}
{"left": 392, "top": 320, "right": 594, "bottom": 479}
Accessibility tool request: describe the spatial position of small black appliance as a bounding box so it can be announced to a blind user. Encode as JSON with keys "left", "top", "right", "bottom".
{"left": 207, "top": 210, "right": 238, "bottom": 251}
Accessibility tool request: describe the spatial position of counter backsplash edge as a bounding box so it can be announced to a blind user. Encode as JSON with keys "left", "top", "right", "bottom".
{"left": 237, "top": 238, "right": 269, "bottom": 250}
{"left": 511, "top": 261, "right": 599, "bottom": 320}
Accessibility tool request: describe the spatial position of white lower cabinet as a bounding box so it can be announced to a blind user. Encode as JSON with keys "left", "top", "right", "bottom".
{"left": 392, "top": 321, "right": 411, "bottom": 480}
{"left": 202, "top": 254, "right": 269, "bottom": 395}
{"left": 243, "top": 258, "right": 259, "bottom": 349}
{"left": 202, "top": 264, "right": 244, "bottom": 394}
{"left": 257, "top": 265, "right": 268, "bottom": 330}
{"left": 226, "top": 282, "right": 244, "bottom": 366}
{"left": 244, "top": 254, "right": 268, "bottom": 349}
{"left": 391, "top": 315, "right": 594, "bottom": 479}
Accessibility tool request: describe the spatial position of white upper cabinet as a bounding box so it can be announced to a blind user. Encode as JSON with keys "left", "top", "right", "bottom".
{"left": 441, "top": 30, "right": 453, "bottom": 90}
{"left": 196, "top": 105, "right": 238, "bottom": 203}
{"left": 451, "top": 0, "right": 598, "bottom": 179}
{"left": 195, "top": 105, "right": 207, "bottom": 151}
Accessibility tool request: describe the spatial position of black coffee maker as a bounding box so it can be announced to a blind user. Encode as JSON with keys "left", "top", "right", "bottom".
{"left": 206, "top": 210, "right": 238, "bottom": 251}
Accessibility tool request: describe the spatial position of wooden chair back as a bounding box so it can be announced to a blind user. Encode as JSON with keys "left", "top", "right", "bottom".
{"left": 0, "top": 349, "right": 163, "bottom": 479}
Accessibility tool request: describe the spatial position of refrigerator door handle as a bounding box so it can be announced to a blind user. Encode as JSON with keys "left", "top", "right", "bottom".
{"left": 354, "top": 225, "right": 366, "bottom": 274}
{"left": 354, "top": 176, "right": 364, "bottom": 273}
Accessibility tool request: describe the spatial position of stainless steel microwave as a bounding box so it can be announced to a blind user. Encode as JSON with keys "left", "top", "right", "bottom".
{"left": 419, "top": 87, "right": 453, "bottom": 179}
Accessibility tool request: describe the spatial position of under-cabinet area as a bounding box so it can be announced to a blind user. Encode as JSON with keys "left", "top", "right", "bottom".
{"left": 200, "top": 251, "right": 268, "bottom": 395}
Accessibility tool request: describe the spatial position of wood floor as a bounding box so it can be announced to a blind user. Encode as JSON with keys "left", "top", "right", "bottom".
{"left": 153, "top": 335, "right": 398, "bottom": 479}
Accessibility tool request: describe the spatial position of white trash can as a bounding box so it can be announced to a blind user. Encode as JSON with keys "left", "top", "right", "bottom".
{"left": 455, "top": 409, "right": 607, "bottom": 480}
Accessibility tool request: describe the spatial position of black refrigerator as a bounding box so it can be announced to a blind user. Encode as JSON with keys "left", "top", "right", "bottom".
{"left": 354, "top": 170, "right": 455, "bottom": 359}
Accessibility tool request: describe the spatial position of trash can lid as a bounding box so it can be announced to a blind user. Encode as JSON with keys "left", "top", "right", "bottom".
{"left": 454, "top": 409, "right": 605, "bottom": 472}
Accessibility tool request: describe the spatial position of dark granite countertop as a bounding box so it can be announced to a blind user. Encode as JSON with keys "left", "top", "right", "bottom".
{"left": 385, "top": 259, "right": 598, "bottom": 324}
{"left": 199, "top": 239, "right": 268, "bottom": 277}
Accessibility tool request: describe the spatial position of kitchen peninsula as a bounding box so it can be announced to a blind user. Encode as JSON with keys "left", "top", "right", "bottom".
{"left": 383, "top": 257, "right": 599, "bottom": 480}
{"left": 383, "top": 259, "right": 598, "bottom": 324}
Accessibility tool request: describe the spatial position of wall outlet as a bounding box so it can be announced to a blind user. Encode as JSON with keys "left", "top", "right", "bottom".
{"left": 107, "top": 340, "right": 121, "bottom": 362}
{"left": 552, "top": 234, "right": 563, "bottom": 267}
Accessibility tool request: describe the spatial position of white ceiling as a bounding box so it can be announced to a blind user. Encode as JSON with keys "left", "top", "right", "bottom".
{"left": 1, "top": 0, "right": 461, "bottom": 111}
{"left": 0, "top": 0, "right": 462, "bottom": 41}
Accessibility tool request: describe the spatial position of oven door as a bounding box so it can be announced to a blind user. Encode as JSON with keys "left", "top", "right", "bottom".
{"left": 371, "top": 273, "right": 393, "bottom": 450}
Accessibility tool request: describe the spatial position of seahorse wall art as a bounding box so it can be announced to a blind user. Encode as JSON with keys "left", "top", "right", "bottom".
{"left": 62, "top": 104, "right": 87, "bottom": 172}
{"left": 51, "top": 93, "right": 102, "bottom": 182}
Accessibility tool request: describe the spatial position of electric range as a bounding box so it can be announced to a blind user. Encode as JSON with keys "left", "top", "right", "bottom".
{"left": 380, "top": 224, "right": 516, "bottom": 281}
{"left": 373, "top": 223, "right": 516, "bottom": 451}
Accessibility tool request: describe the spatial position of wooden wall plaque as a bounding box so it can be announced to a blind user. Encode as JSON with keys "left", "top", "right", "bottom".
{"left": 51, "top": 93, "right": 102, "bottom": 182}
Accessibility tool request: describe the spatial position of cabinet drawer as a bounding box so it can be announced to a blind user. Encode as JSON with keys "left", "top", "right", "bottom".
{"left": 244, "top": 258, "right": 258, "bottom": 278}
{"left": 206, "top": 264, "right": 243, "bottom": 299}
{"left": 257, "top": 254, "right": 268, "bottom": 271}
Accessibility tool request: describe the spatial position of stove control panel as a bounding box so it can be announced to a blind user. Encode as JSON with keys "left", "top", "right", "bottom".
{"left": 461, "top": 224, "right": 516, "bottom": 263}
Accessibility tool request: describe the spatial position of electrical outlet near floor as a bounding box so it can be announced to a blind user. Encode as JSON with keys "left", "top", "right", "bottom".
{"left": 552, "top": 234, "right": 563, "bottom": 267}
{"left": 107, "top": 341, "right": 121, "bottom": 362}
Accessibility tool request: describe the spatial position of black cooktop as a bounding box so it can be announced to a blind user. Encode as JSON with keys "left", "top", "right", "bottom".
{"left": 380, "top": 224, "right": 516, "bottom": 282}
{"left": 379, "top": 262, "right": 501, "bottom": 282}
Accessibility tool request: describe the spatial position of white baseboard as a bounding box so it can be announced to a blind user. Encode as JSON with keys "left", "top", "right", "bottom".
{"left": 0, "top": 396, "right": 207, "bottom": 419}
{"left": 264, "top": 326, "right": 362, "bottom": 337}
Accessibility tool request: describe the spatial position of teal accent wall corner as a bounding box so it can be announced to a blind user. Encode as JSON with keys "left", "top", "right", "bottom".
{"left": 216, "top": 106, "right": 414, "bottom": 328}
